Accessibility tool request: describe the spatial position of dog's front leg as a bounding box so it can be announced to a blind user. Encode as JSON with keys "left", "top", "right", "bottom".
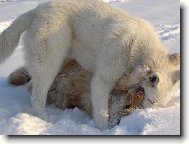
{"left": 91, "top": 75, "right": 113, "bottom": 130}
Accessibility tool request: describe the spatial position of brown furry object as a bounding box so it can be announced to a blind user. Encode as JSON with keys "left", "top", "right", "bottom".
{"left": 9, "top": 59, "right": 145, "bottom": 126}
{"left": 8, "top": 67, "right": 31, "bottom": 86}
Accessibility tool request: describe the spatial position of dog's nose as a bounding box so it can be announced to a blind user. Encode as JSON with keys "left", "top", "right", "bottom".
{"left": 149, "top": 74, "right": 159, "bottom": 87}
{"left": 150, "top": 75, "right": 157, "bottom": 83}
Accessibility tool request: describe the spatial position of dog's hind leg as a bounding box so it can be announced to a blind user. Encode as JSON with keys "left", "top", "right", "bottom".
{"left": 25, "top": 22, "right": 72, "bottom": 120}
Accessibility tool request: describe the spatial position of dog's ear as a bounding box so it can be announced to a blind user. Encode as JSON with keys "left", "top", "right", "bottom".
{"left": 172, "top": 69, "right": 180, "bottom": 84}
{"left": 168, "top": 53, "right": 180, "bottom": 84}
{"left": 169, "top": 53, "right": 180, "bottom": 66}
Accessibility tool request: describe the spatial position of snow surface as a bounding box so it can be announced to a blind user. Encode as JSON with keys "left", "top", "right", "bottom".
{"left": 0, "top": 0, "right": 180, "bottom": 135}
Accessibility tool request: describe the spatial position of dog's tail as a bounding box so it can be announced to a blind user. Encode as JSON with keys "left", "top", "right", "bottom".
{"left": 0, "top": 8, "right": 35, "bottom": 63}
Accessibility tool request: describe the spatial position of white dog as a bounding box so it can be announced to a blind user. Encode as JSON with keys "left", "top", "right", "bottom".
{"left": 0, "top": 0, "right": 180, "bottom": 129}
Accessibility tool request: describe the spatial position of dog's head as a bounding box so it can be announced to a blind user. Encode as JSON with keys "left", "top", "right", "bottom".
{"left": 140, "top": 52, "right": 180, "bottom": 107}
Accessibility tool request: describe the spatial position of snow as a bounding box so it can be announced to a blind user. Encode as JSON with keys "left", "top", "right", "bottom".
{"left": 112, "top": 0, "right": 180, "bottom": 25}
{"left": 0, "top": 0, "right": 180, "bottom": 135}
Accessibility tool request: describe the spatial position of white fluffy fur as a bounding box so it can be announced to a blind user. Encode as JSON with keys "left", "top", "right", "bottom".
{"left": 0, "top": 0, "right": 180, "bottom": 129}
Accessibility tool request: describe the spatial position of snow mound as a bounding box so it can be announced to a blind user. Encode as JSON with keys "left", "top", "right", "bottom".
{"left": 0, "top": 113, "right": 51, "bottom": 135}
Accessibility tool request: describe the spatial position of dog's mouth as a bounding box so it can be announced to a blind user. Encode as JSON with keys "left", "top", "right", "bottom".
{"left": 148, "top": 98, "right": 155, "bottom": 105}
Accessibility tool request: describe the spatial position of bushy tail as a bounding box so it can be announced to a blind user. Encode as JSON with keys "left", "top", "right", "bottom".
{"left": 0, "top": 9, "right": 35, "bottom": 63}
